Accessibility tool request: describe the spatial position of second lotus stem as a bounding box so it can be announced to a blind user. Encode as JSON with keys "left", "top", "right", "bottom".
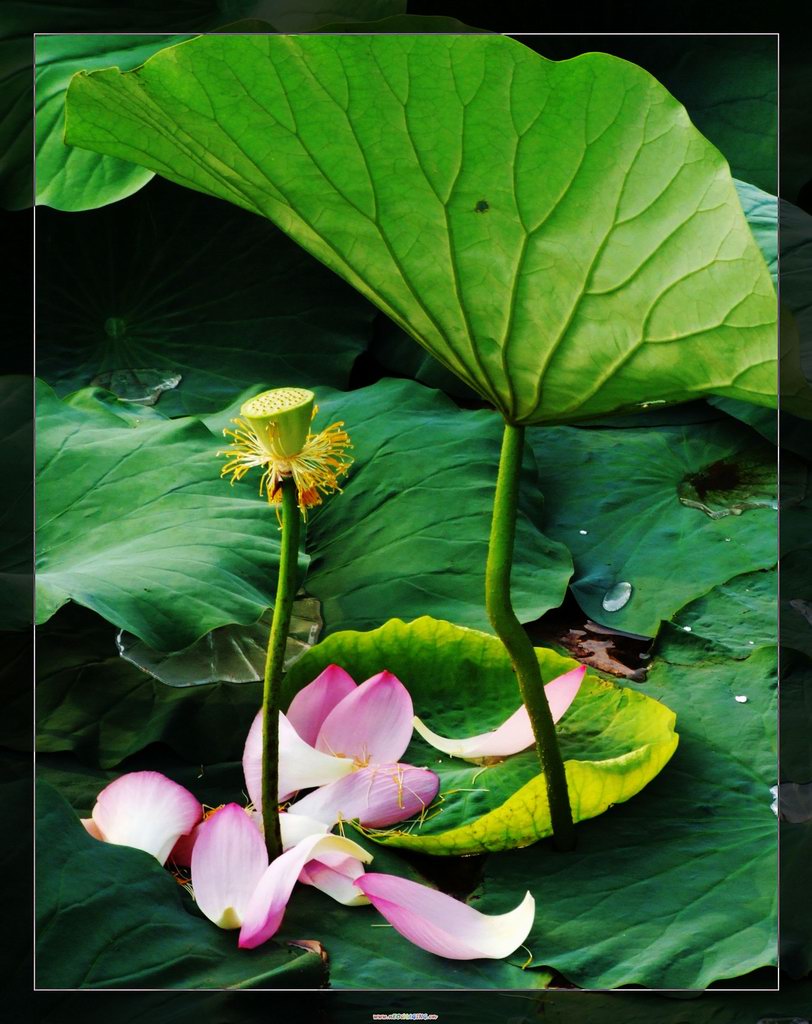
{"left": 260, "top": 476, "right": 302, "bottom": 861}
{"left": 485, "top": 421, "right": 575, "bottom": 852}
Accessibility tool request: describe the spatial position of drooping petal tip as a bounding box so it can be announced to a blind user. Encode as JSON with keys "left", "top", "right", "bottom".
{"left": 354, "top": 873, "right": 535, "bottom": 960}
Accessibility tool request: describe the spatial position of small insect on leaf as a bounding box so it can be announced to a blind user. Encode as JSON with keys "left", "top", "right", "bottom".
{"left": 474, "top": 199, "right": 489, "bottom": 213}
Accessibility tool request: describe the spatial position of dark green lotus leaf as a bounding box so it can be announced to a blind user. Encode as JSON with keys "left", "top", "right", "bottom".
{"left": 0, "top": 376, "right": 33, "bottom": 630}
{"left": 635, "top": 37, "right": 777, "bottom": 195}
{"left": 283, "top": 616, "right": 678, "bottom": 854}
{"left": 38, "top": 751, "right": 549, "bottom": 989}
{"left": 35, "top": 35, "right": 188, "bottom": 211}
{"left": 64, "top": 34, "right": 776, "bottom": 421}
{"left": 782, "top": 818, "right": 812, "bottom": 979}
{"left": 734, "top": 179, "right": 776, "bottom": 283}
{"left": 779, "top": 549, "right": 812, "bottom": 660}
{"left": 671, "top": 567, "right": 775, "bottom": 657}
{"left": 207, "top": 378, "right": 573, "bottom": 635}
{"left": 527, "top": 418, "right": 795, "bottom": 636}
{"left": 35, "top": 380, "right": 308, "bottom": 649}
{"left": 14, "top": 3, "right": 407, "bottom": 210}
{"left": 36, "top": 780, "right": 328, "bottom": 989}
{"left": 36, "top": 606, "right": 262, "bottom": 769}
{"left": 781, "top": 651, "right": 812, "bottom": 784}
{"left": 5, "top": 2, "right": 268, "bottom": 210}
{"left": 474, "top": 625, "right": 777, "bottom": 988}
{"left": 36, "top": 177, "right": 376, "bottom": 413}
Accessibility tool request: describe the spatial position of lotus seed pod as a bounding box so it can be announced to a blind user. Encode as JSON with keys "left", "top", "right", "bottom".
{"left": 241, "top": 388, "right": 315, "bottom": 458}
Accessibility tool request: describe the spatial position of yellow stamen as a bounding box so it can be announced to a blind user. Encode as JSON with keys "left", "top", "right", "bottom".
{"left": 218, "top": 405, "right": 353, "bottom": 520}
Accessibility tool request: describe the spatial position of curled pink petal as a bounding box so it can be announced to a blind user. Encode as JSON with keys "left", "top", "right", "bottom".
{"left": 355, "top": 873, "right": 535, "bottom": 960}
{"left": 287, "top": 763, "right": 439, "bottom": 828}
{"left": 300, "top": 853, "right": 369, "bottom": 906}
{"left": 90, "top": 771, "right": 202, "bottom": 865}
{"left": 316, "top": 670, "right": 414, "bottom": 764}
{"left": 413, "top": 665, "right": 586, "bottom": 761}
{"left": 191, "top": 804, "right": 268, "bottom": 929}
{"left": 243, "top": 710, "right": 355, "bottom": 807}
{"left": 238, "top": 833, "right": 372, "bottom": 949}
{"left": 286, "top": 664, "right": 357, "bottom": 745}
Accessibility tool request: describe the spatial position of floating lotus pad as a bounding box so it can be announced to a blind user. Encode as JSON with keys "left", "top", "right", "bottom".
{"left": 282, "top": 616, "right": 678, "bottom": 855}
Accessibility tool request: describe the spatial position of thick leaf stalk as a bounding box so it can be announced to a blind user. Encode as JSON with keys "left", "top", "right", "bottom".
{"left": 486, "top": 423, "right": 575, "bottom": 851}
{"left": 261, "top": 477, "right": 302, "bottom": 861}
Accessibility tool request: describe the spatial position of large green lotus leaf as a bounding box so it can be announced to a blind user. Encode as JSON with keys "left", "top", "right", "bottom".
{"left": 36, "top": 177, "right": 376, "bottom": 413}
{"left": 35, "top": 606, "right": 262, "bottom": 768}
{"left": 527, "top": 418, "right": 795, "bottom": 636}
{"left": 36, "top": 780, "right": 328, "bottom": 989}
{"left": 209, "top": 378, "right": 573, "bottom": 635}
{"left": 282, "top": 616, "right": 678, "bottom": 855}
{"left": 35, "top": 380, "right": 307, "bottom": 649}
{"left": 363, "top": 180, "right": 774, "bottom": 410}
{"left": 37, "top": 752, "right": 549, "bottom": 989}
{"left": 64, "top": 34, "right": 776, "bottom": 422}
{"left": 474, "top": 626, "right": 777, "bottom": 988}
{"left": 671, "top": 567, "right": 775, "bottom": 658}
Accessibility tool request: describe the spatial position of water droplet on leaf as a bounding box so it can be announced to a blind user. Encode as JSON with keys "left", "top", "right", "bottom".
{"left": 602, "top": 581, "right": 632, "bottom": 612}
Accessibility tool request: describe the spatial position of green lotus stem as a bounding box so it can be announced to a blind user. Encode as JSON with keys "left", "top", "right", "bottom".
{"left": 260, "top": 476, "right": 302, "bottom": 861}
{"left": 485, "top": 422, "right": 575, "bottom": 852}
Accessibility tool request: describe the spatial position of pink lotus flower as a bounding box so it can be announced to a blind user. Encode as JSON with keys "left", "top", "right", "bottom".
{"left": 412, "top": 664, "right": 585, "bottom": 761}
{"left": 245, "top": 665, "right": 440, "bottom": 829}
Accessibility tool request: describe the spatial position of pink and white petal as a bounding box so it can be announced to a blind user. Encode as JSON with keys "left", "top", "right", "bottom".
{"left": 412, "top": 665, "right": 586, "bottom": 761}
{"left": 243, "top": 710, "right": 355, "bottom": 807}
{"left": 545, "top": 664, "right": 586, "bottom": 724}
{"left": 299, "top": 855, "right": 369, "bottom": 907}
{"left": 286, "top": 665, "right": 357, "bottom": 745}
{"left": 412, "top": 704, "right": 533, "bottom": 760}
{"left": 279, "top": 811, "right": 329, "bottom": 851}
{"left": 81, "top": 817, "right": 104, "bottom": 841}
{"left": 279, "top": 713, "right": 356, "bottom": 800}
{"left": 91, "top": 771, "right": 202, "bottom": 865}
{"left": 287, "top": 763, "right": 439, "bottom": 828}
{"left": 242, "top": 710, "right": 264, "bottom": 810}
{"left": 191, "top": 803, "right": 268, "bottom": 929}
{"left": 315, "top": 671, "right": 414, "bottom": 764}
{"left": 354, "top": 873, "right": 535, "bottom": 960}
{"left": 238, "top": 833, "right": 372, "bottom": 949}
